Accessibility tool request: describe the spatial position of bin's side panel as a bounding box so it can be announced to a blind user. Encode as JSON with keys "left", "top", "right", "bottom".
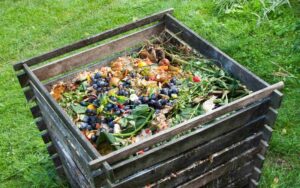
{"left": 107, "top": 99, "right": 269, "bottom": 184}
{"left": 249, "top": 94, "right": 283, "bottom": 188}
{"left": 30, "top": 81, "right": 95, "bottom": 187}
{"left": 17, "top": 83, "right": 66, "bottom": 179}
{"left": 112, "top": 116, "right": 265, "bottom": 188}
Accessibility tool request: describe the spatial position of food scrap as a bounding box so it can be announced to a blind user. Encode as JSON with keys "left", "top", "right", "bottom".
{"left": 51, "top": 34, "right": 251, "bottom": 155}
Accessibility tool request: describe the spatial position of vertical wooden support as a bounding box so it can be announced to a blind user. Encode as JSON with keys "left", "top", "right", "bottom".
{"left": 250, "top": 92, "right": 283, "bottom": 187}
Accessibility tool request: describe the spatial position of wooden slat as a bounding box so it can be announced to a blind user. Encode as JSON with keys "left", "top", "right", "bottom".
{"left": 13, "top": 8, "right": 173, "bottom": 71}
{"left": 52, "top": 136, "right": 91, "bottom": 188}
{"left": 41, "top": 131, "right": 51, "bottom": 144}
{"left": 33, "top": 23, "right": 164, "bottom": 81}
{"left": 47, "top": 143, "right": 57, "bottom": 156}
{"left": 17, "top": 71, "right": 28, "bottom": 88}
{"left": 89, "top": 82, "right": 283, "bottom": 170}
{"left": 150, "top": 135, "right": 261, "bottom": 188}
{"left": 204, "top": 162, "right": 253, "bottom": 188}
{"left": 23, "top": 64, "right": 100, "bottom": 159}
{"left": 164, "top": 14, "right": 283, "bottom": 109}
{"left": 55, "top": 165, "right": 67, "bottom": 180}
{"left": 23, "top": 87, "right": 35, "bottom": 101}
{"left": 33, "top": 84, "right": 94, "bottom": 185}
{"left": 35, "top": 118, "right": 47, "bottom": 131}
{"left": 112, "top": 108, "right": 267, "bottom": 182}
{"left": 112, "top": 120, "right": 263, "bottom": 187}
{"left": 266, "top": 107, "right": 278, "bottom": 127}
{"left": 30, "top": 105, "right": 41, "bottom": 118}
{"left": 224, "top": 173, "right": 251, "bottom": 188}
{"left": 178, "top": 148, "right": 258, "bottom": 188}
{"left": 51, "top": 153, "right": 62, "bottom": 167}
{"left": 44, "top": 46, "right": 140, "bottom": 91}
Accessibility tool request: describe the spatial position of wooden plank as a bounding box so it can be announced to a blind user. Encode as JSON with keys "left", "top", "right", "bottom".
{"left": 266, "top": 107, "right": 278, "bottom": 127}
{"left": 35, "top": 118, "right": 47, "bottom": 131}
{"left": 17, "top": 71, "right": 28, "bottom": 88}
{"left": 89, "top": 82, "right": 283, "bottom": 170}
{"left": 55, "top": 165, "right": 67, "bottom": 180}
{"left": 33, "top": 85, "right": 94, "bottom": 185}
{"left": 52, "top": 136, "right": 91, "bottom": 188}
{"left": 112, "top": 112, "right": 266, "bottom": 182}
{"left": 51, "top": 153, "right": 62, "bottom": 167}
{"left": 164, "top": 14, "right": 283, "bottom": 109}
{"left": 23, "top": 87, "right": 35, "bottom": 101}
{"left": 178, "top": 148, "right": 258, "bottom": 188}
{"left": 224, "top": 173, "right": 251, "bottom": 188}
{"left": 41, "top": 131, "right": 51, "bottom": 144}
{"left": 47, "top": 143, "right": 57, "bottom": 156}
{"left": 150, "top": 135, "right": 261, "bottom": 188}
{"left": 30, "top": 105, "right": 41, "bottom": 119}
{"left": 112, "top": 120, "right": 263, "bottom": 188}
{"left": 204, "top": 162, "right": 253, "bottom": 188}
{"left": 13, "top": 8, "right": 173, "bottom": 71}
{"left": 23, "top": 64, "right": 100, "bottom": 160}
{"left": 33, "top": 23, "right": 164, "bottom": 81}
{"left": 44, "top": 46, "right": 140, "bottom": 91}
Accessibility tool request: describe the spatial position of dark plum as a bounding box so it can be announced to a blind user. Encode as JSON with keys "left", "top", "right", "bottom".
{"left": 94, "top": 72, "right": 101, "bottom": 79}
{"left": 141, "top": 96, "right": 149, "bottom": 103}
{"left": 110, "top": 96, "right": 117, "bottom": 102}
{"left": 92, "top": 84, "right": 98, "bottom": 89}
{"left": 159, "top": 99, "right": 167, "bottom": 105}
{"left": 108, "top": 121, "right": 115, "bottom": 128}
{"left": 86, "top": 109, "right": 96, "bottom": 115}
{"left": 150, "top": 93, "right": 158, "bottom": 100}
{"left": 115, "top": 110, "right": 121, "bottom": 115}
{"left": 169, "top": 86, "right": 179, "bottom": 94}
{"left": 160, "top": 88, "right": 169, "bottom": 95}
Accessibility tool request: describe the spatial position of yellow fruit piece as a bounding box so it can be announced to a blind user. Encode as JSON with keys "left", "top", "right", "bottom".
{"left": 87, "top": 104, "right": 96, "bottom": 110}
{"left": 87, "top": 74, "right": 92, "bottom": 84}
{"left": 137, "top": 60, "right": 147, "bottom": 68}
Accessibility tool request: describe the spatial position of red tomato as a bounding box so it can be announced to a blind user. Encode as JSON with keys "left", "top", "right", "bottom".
{"left": 193, "top": 76, "right": 201, "bottom": 82}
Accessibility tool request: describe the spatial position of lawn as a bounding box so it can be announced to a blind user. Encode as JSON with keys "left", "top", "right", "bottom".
{"left": 0, "top": 0, "right": 299, "bottom": 187}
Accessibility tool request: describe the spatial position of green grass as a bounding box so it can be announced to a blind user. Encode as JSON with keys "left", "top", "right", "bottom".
{"left": 0, "top": 0, "right": 299, "bottom": 187}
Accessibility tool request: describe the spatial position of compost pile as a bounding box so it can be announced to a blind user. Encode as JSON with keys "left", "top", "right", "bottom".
{"left": 51, "top": 36, "right": 250, "bottom": 155}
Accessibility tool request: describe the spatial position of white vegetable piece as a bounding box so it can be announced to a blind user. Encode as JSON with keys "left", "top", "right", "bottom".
{"left": 203, "top": 95, "right": 217, "bottom": 113}
{"left": 130, "top": 94, "right": 139, "bottom": 101}
{"left": 113, "top": 123, "right": 121, "bottom": 134}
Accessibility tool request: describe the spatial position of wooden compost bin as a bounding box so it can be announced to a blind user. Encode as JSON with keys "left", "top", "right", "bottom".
{"left": 14, "top": 9, "right": 284, "bottom": 188}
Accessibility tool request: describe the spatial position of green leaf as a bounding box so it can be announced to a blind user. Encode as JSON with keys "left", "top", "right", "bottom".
{"left": 113, "top": 104, "right": 154, "bottom": 138}
{"left": 71, "top": 103, "right": 86, "bottom": 114}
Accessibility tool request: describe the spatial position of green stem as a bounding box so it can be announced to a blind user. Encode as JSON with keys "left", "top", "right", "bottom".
{"left": 113, "top": 108, "right": 155, "bottom": 138}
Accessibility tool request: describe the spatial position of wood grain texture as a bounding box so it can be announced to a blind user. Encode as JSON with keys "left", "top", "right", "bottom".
{"left": 13, "top": 8, "right": 173, "bottom": 71}
{"left": 52, "top": 136, "right": 91, "bottom": 188}
{"left": 33, "top": 23, "right": 164, "bottom": 81}
{"left": 30, "top": 105, "right": 41, "bottom": 118}
{"left": 204, "top": 162, "right": 253, "bottom": 188}
{"left": 151, "top": 135, "right": 261, "bottom": 188}
{"left": 178, "top": 148, "right": 258, "bottom": 188}
{"left": 112, "top": 103, "right": 268, "bottom": 182}
{"left": 113, "top": 120, "right": 263, "bottom": 188}
{"left": 35, "top": 118, "right": 47, "bottom": 131}
{"left": 44, "top": 47, "right": 140, "bottom": 91}
{"left": 33, "top": 84, "right": 94, "bottom": 185}
{"left": 23, "top": 64, "right": 100, "bottom": 160}
{"left": 89, "top": 82, "right": 283, "bottom": 170}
